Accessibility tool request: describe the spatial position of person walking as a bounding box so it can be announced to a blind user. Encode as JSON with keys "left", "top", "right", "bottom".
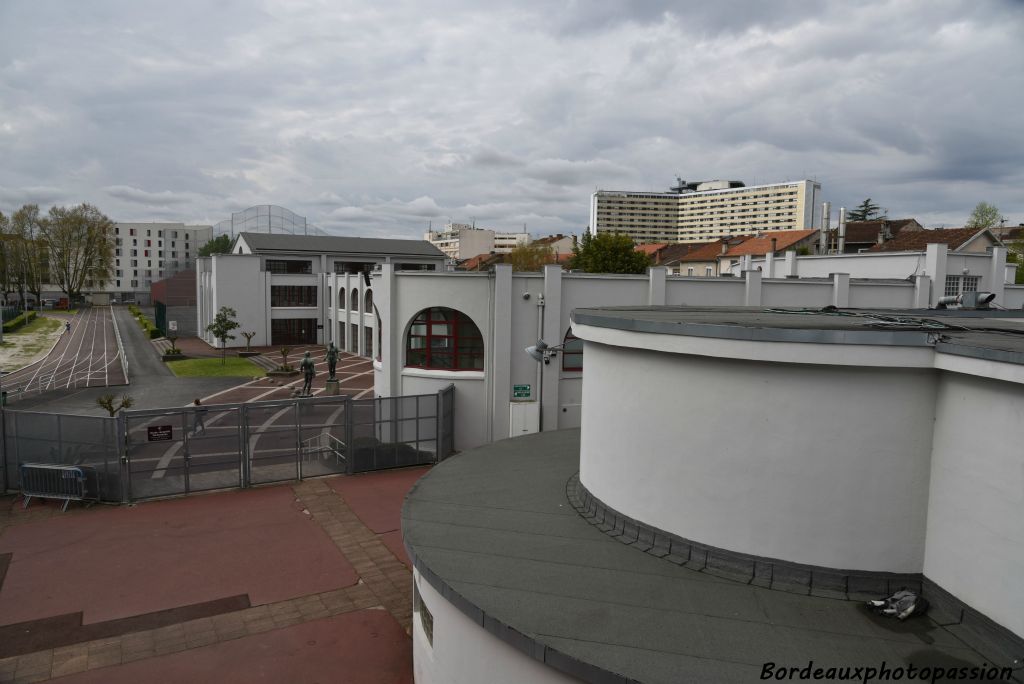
{"left": 192, "top": 398, "right": 207, "bottom": 436}
{"left": 65, "top": 321, "right": 71, "bottom": 334}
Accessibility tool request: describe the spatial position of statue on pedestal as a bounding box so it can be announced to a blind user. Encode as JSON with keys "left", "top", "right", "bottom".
{"left": 300, "top": 351, "right": 316, "bottom": 396}
{"left": 326, "top": 342, "right": 339, "bottom": 380}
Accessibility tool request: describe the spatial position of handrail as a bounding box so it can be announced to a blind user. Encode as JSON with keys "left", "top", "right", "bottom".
{"left": 110, "top": 305, "right": 128, "bottom": 382}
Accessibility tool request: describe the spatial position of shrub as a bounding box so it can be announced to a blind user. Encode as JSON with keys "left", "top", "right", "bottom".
{"left": 149, "top": 328, "right": 164, "bottom": 339}
{"left": 2, "top": 310, "right": 37, "bottom": 333}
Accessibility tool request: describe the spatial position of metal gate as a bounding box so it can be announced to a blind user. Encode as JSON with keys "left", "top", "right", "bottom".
{"left": 3, "top": 386, "right": 455, "bottom": 503}
{"left": 124, "top": 405, "right": 244, "bottom": 500}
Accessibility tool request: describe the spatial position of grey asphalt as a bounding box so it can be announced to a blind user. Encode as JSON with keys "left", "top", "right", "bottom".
{"left": 403, "top": 429, "right": 1018, "bottom": 684}
{"left": 7, "top": 307, "right": 242, "bottom": 416}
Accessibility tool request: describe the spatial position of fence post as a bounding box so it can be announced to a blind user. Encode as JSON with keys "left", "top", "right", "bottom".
{"left": 294, "top": 399, "right": 302, "bottom": 481}
{"left": 345, "top": 396, "right": 354, "bottom": 475}
{"left": 436, "top": 389, "right": 443, "bottom": 462}
{"left": 240, "top": 404, "right": 250, "bottom": 488}
{"left": 0, "top": 408, "right": 6, "bottom": 492}
{"left": 117, "top": 413, "right": 127, "bottom": 503}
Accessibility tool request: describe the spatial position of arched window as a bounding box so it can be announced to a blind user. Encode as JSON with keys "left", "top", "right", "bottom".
{"left": 562, "top": 329, "right": 583, "bottom": 371}
{"left": 406, "top": 307, "right": 484, "bottom": 370}
{"left": 364, "top": 289, "right": 373, "bottom": 311}
{"left": 339, "top": 290, "right": 346, "bottom": 309}
{"left": 350, "top": 288, "right": 359, "bottom": 311}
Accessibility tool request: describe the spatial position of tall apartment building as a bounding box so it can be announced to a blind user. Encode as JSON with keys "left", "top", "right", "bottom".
{"left": 110, "top": 222, "right": 212, "bottom": 303}
{"left": 425, "top": 222, "right": 530, "bottom": 260}
{"left": 590, "top": 179, "right": 822, "bottom": 244}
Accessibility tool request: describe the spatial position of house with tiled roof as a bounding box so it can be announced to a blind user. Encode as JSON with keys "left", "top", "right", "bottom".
{"left": 668, "top": 238, "right": 742, "bottom": 276}
{"left": 532, "top": 234, "right": 577, "bottom": 256}
{"left": 868, "top": 226, "right": 1003, "bottom": 254}
{"left": 718, "top": 229, "right": 819, "bottom": 275}
{"left": 828, "top": 218, "right": 923, "bottom": 253}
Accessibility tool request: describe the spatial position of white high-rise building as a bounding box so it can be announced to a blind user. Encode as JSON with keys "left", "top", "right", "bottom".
{"left": 590, "top": 179, "right": 822, "bottom": 244}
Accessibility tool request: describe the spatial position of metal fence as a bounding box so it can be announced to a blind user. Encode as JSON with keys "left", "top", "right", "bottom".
{"left": 1, "top": 386, "right": 455, "bottom": 503}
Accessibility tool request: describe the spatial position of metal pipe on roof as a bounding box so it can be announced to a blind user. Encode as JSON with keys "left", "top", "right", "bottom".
{"left": 838, "top": 207, "right": 847, "bottom": 254}
{"left": 820, "top": 202, "right": 831, "bottom": 254}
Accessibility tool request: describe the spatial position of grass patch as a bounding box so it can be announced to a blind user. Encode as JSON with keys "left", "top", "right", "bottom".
{"left": 166, "top": 357, "right": 266, "bottom": 377}
{"left": 17, "top": 317, "right": 62, "bottom": 336}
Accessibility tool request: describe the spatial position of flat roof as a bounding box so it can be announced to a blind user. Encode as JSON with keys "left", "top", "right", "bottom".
{"left": 403, "top": 430, "right": 1016, "bottom": 683}
{"left": 571, "top": 306, "right": 1024, "bottom": 366}
{"left": 237, "top": 232, "right": 445, "bottom": 258}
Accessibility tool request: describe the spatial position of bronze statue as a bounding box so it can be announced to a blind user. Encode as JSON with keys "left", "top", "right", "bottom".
{"left": 300, "top": 351, "right": 316, "bottom": 396}
{"left": 326, "top": 342, "right": 339, "bottom": 380}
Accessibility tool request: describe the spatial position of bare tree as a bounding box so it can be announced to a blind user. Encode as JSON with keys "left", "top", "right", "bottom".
{"left": 40, "top": 203, "right": 115, "bottom": 301}
{"left": 10, "top": 205, "right": 48, "bottom": 305}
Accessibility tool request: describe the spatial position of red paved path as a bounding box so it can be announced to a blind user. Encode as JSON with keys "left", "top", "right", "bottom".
{"left": 0, "top": 487, "right": 357, "bottom": 626}
{"left": 329, "top": 467, "right": 429, "bottom": 569}
{"left": 328, "top": 467, "right": 430, "bottom": 534}
{"left": 52, "top": 609, "right": 413, "bottom": 684}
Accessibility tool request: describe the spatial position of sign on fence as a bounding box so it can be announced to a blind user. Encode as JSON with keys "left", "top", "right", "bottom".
{"left": 168, "top": 321, "right": 178, "bottom": 332}
{"left": 513, "top": 384, "right": 531, "bottom": 399}
{"left": 147, "top": 425, "right": 173, "bottom": 441}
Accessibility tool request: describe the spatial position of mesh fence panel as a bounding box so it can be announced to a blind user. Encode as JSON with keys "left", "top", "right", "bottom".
{"left": 247, "top": 401, "right": 299, "bottom": 485}
{"left": 4, "top": 389, "right": 450, "bottom": 503}
{"left": 3, "top": 411, "right": 122, "bottom": 502}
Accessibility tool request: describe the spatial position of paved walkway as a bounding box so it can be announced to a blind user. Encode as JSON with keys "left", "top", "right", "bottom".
{"left": 0, "top": 466, "right": 427, "bottom": 683}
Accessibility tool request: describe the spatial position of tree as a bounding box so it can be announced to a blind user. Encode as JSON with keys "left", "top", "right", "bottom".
{"left": 241, "top": 331, "right": 256, "bottom": 351}
{"left": 10, "top": 205, "right": 48, "bottom": 306}
{"left": 965, "top": 202, "right": 1004, "bottom": 230}
{"left": 198, "top": 234, "right": 232, "bottom": 257}
{"left": 568, "top": 232, "right": 651, "bottom": 274}
{"left": 96, "top": 393, "right": 134, "bottom": 416}
{"left": 846, "top": 198, "right": 886, "bottom": 222}
{"left": 39, "top": 203, "right": 115, "bottom": 301}
{"left": 205, "top": 306, "right": 241, "bottom": 364}
{"left": 507, "top": 242, "right": 558, "bottom": 271}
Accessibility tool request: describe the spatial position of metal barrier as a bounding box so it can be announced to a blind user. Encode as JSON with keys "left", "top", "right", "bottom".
{"left": 2, "top": 386, "right": 456, "bottom": 503}
{"left": 19, "top": 463, "right": 98, "bottom": 511}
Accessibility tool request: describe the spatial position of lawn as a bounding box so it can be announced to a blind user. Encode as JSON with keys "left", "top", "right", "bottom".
{"left": 0, "top": 317, "right": 63, "bottom": 371}
{"left": 166, "top": 357, "right": 266, "bottom": 377}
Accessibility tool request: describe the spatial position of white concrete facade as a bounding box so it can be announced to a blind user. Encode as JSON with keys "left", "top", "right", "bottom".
{"left": 372, "top": 249, "right": 1021, "bottom": 452}
{"left": 572, "top": 318, "right": 1024, "bottom": 639}
{"left": 197, "top": 235, "right": 444, "bottom": 351}
{"left": 412, "top": 569, "right": 579, "bottom": 684}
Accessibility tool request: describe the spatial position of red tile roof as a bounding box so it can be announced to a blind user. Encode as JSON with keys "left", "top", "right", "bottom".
{"left": 634, "top": 243, "right": 670, "bottom": 257}
{"left": 721, "top": 230, "right": 818, "bottom": 257}
{"left": 831, "top": 219, "right": 922, "bottom": 245}
{"left": 868, "top": 227, "right": 999, "bottom": 252}
{"left": 675, "top": 239, "right": 736, "bottom": 263}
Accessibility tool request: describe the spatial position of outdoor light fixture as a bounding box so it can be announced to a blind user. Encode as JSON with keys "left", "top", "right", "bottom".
{"left": 525, "top": 339, "right": 564, "bottom": 365}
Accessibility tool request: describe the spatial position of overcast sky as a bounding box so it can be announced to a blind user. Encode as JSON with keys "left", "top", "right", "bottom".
{"left": 1, "top": 1, "right": 1022, "bottom": 237}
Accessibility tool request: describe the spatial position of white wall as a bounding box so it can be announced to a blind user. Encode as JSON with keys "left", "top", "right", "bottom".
{"left": 204, "top": 255, "right": 270, "bottom": 347}
{"left": 924, "top": 373, "right": 1024, "bottom": 638}
{"left": 578, "top": 342, "right": 937, "bottom": 573}
{"left": 413, "top": 570, "right": 580, "bottom": 684}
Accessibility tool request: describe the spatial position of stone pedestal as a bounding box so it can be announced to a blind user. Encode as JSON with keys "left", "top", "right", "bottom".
{"left": 324, "top": 379, "right": 340, "bottom": 396}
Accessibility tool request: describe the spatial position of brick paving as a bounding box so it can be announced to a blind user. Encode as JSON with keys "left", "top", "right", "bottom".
{"left": 0, "top": 471, "right": 418, "bottom": 683}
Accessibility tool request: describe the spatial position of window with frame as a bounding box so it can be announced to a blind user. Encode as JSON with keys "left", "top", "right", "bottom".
{"left": 266, "top": 259, "right": 312, "bottom": 274}
{"left": 406, "top": 307, "right": 484, "bottom": 371}
{"left": 962, "top": 275, "right": 980, "bottom": 293}
{"left": 270, "top": 285, "right": 317, "bottom": 307}
{"left": 562, "top": 330, "right": 583, "bottom": 371}
{"left": 944, "top": 275, "right": 960, "bottom": 297}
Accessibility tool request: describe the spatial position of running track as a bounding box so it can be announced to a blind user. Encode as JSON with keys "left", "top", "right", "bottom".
{"left": 1, "top": 307, "right": 127, "bottom": 397}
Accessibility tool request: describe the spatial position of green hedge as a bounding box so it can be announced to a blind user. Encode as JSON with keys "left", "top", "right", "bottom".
{"left": 130, "top": 306, "right": 164, "bottom": 339}
{"left": 2, "top": 310, "right": 37, "bottom": 333}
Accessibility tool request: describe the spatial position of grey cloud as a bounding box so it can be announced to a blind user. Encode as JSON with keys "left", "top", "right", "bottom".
{"left": 0, "top": 0, "right": 1021, "bottom": 234}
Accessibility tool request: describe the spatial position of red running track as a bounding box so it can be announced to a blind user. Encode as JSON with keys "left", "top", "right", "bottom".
{"left": 2, "top": 307, "right": 126, "bottom": 398}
